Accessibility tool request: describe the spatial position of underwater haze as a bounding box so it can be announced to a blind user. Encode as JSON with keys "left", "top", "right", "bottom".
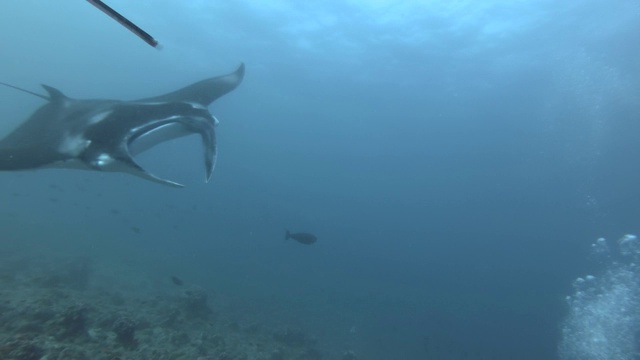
{"left": 1, "top": 0, "right": 640, "bottom": 359}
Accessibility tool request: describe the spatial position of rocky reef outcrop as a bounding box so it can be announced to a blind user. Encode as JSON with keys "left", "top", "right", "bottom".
{"left": 0, "top": 254, "right": 328, "bottom": 360}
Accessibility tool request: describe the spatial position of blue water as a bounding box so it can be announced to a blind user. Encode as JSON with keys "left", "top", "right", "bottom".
{"left": 1, "top": 0, "right": 639, "bottom": 358}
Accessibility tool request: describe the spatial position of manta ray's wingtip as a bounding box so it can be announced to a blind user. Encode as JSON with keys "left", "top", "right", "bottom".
{"left": 237, "top": 63, "right": 245, "bottom": 80}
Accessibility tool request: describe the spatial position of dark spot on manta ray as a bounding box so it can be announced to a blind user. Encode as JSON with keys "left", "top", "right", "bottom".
{"left": 170, "top": 276, "right": 184, "bottom": 286}
{"left": 285, "top": 230, "right": 317, "bottom": 245}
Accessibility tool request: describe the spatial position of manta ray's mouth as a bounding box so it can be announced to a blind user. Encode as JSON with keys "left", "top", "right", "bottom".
{"left": 129, "top": 121, "right": 194, "bottom": 156}
{"left": 125, "top": 118, "right": 217, "bottom": 187}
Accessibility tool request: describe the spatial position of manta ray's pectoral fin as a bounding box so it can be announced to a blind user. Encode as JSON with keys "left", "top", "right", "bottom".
{"left": 86, "top": 150, "right": 184, "bottom": 188}
{"left": 137, "top": 63, "right": 245, "bottom": 107}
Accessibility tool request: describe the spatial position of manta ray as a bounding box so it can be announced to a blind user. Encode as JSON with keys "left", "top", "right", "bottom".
{"left": 0, "top": 63, "right": 244, "bottom": 187}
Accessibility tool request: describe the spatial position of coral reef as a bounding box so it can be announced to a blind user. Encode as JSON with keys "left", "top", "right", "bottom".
{"left": 341, "top": 350, "right": 357, "bottom": 360}
{"left": 59, "top": 304, "right": 89, "bottom": 338}
{"left": 0, "top": 335, "right": 44, "bottom": 360}
{"left": 34, "top": 256, "right": 93, "bottom": 290}
{"left": 0, "top": 254, "right": 328, "bottom": 360}
{"left": 183, "top": 286, "right": 212, "bottom": 318}
{"left": 113, "top": 316, "right": 137, "bottom": 348}
{"left": 273, "top": 327, "right": 317, "bottom": 348}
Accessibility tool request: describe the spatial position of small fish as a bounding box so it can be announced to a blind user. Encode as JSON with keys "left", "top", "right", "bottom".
{"left": 170, "top": 276, "right": 183, "bottom": 286}
{"left": 130, "top": 226, "right": 141, "bottom": 234}
{"left": 285, "top": 230, "right": 317, "bottom": 245}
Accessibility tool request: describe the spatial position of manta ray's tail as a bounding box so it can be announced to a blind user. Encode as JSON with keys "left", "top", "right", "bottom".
{"left": 0, "top": 82, "right": 48, "bottom": 100}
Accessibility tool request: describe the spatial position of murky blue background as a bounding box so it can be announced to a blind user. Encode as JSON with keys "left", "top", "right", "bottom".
{"left": 1, "top": 1, "right": 639, "bottom": 358}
